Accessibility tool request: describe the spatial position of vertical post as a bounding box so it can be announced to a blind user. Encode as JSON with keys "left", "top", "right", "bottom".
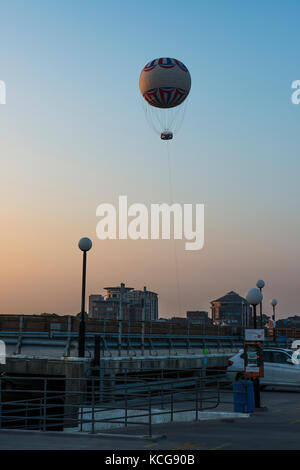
{"left": 272, "top": 305, "right": 276, "bottom": 343}
{"left": 91, "top": 378, "right": 95, "bottom": 434}
{"left": 148, "top": 386, "right": 152, "bottom": 438}
{"left": 160, "top": 369, "right": 164, "bottom": 409}
{"left": 256, "top": 281, "right": 265, "bottom": 328}
{"left": 128, "top": 318, "right": 131, "bottom": 356}
{"left": 254, "top": 377, "right": 261, "bottom": 408}
{"left": 195, "top": 379, "right": 199, "bottom": 421}
{"left": 259, "top": 287, "right": 263, "bottom": 328}
{"left": 99, "top": 361, "right": 104, "bottom": 403}
{"left": 43, "top": 379, "right": 47, "bottom": 431}
{"left": 200, "top": 368, "right": 204, "bottom": 411}
{"left": 39, "top": 399, "right": 42, "bottom": 430}
{"left": 242, "top": 302, "right": 244, "bottom": 328}
{"left": 94, "top": 336, "right": 100, "bottom": 367}
{"left": 216, "top": 377, "right": 220, "bottom": 406}
{"left": 253, "top": 305, "right": 257, "bottom": 329}
{"left": 79, "top": 250, "right": 87, "bottom": 358}
{"left": 241, "top": 302, "right": 244, "bottom": 328}
{"left": 125, "top": 374, "right": 128, "bottom": 428}
{"left": 118, "top": 283, "right": 125, "bottom": 357}
{"left": 141, "top": 290, "right": 146, "bottom": 356}
{"left": 171, "top": 388, "right": 174, "bottom": 422}
{"left": 242, "top": 302, "right": 247, "bottom": 328}
{"left": 80, "top": 405, "right": 83, "bottom": 432}
{"left": 25, "top": 402, "right": 28, "bottom": 429}
{"left": 252, "top": 303, "right": 261, "bottom": 408}
{"left": 0, "top": 378, "right": 2, "bottom": 429}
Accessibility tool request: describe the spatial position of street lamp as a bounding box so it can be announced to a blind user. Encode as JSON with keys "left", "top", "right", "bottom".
{"left": 256, "top": 280, "right": 265, "bottom": 328}
{"left": 270, "top": 298, "right": 278, "bottom": 323}
{"left": 246, "top": 288, "right": 263, "bottom": 329}
{"left": 78, "top": 237, "right": 92, "bottom": 358}
{"left": 270, "top": 298, "right": 278, "bottom": 342}
{"left": 246, "top": 287, "right": 264, "bottom": 409}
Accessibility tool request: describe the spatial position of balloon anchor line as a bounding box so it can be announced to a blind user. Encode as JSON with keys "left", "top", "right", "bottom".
{"left": 166, "top": 141, "right": 182, "bottom": 318}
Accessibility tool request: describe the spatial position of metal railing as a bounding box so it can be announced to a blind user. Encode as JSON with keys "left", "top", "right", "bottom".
{"left": 0, "top": 314, "right": 298, "bottom": 357}
{"left": 0, "top": 369, "right": 247, "bottom": 437}
{"left": 1, "top": 313, "right": 300, "bottom": 337}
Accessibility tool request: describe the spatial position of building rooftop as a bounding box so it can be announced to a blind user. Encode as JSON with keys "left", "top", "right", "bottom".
{"left": 104, "top": 286, "right": 134, "bottom": 292}
{"left": 211, "top": 291, "right": 248, "bottom": 304}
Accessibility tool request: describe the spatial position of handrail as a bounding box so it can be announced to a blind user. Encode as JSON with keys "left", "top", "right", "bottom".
{"left": 0, "top": 370, "right": 246, "bottom": 437}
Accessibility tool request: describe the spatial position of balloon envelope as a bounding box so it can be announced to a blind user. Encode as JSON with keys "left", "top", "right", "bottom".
{"left": 139, "top": 58, "right": 191, "bottom": 109}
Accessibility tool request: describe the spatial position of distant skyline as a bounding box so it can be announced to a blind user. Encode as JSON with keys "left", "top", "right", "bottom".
{"left": 1, "top": 1, "right": 300, "bottom": 319}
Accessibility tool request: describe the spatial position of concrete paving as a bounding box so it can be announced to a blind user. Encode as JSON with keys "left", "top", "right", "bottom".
{"left": 0, "top": 389, "right": 299, "bottom": 450}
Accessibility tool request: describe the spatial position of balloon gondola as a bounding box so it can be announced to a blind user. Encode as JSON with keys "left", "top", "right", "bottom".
{"left": 161, "top": 131, "right": 173, "bottom": 140}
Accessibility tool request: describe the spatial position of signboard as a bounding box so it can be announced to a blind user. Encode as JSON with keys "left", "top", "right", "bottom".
{"left": 244, "top": 342, "right": 264, "bottom": 378}
{"left": 245, "top": 329, "right": 265, "bottom": 342}
{"left": 0, "top": 340, "right": 5, "bottom": 364}
{"left": 267, "top": 319, "right": 274, "bottom": 337}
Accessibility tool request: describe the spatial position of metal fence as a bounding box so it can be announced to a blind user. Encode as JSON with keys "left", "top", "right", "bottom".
{"left": 1, "top": 314, "right": 300, "bottom": 337}
{"left": 1, "top": 314, "right": 299, "bottom": 353}
{"left": 0, "top": 369, "right": 248, "bottom": 437}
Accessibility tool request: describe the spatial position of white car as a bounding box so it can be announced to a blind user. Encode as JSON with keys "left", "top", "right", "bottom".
{"left": 227, "top": 347, "right": 300, "bottom": 388}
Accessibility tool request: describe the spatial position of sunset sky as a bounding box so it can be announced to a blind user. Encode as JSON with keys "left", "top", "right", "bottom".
{"left": 1, "top": 0, "right": 300, "bottom": 318}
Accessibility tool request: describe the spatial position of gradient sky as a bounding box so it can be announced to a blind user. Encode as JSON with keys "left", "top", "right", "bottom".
{"left": 1, "top": 0, "right": 300, "bottom": 318}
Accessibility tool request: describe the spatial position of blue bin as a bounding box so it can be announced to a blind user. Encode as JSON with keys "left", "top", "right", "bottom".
{"left": 278, "top": 336, "right": 287, "bottom": 343}
{"left": 233, "top": 380, "right": 254, "bottom": 413}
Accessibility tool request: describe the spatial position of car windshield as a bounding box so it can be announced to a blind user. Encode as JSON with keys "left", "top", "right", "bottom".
{"left": 286, "top": 350, "right": 300, "bottom": 360}
{"left": 240, "top": 349, "right": 300, "bottom": 361}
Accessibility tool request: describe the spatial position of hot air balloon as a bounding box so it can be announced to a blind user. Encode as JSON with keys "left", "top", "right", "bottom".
{"left": 139, "top": 58, "right": 191, "bottom": 140}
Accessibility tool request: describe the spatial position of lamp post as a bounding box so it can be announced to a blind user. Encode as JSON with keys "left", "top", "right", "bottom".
{"left": 246, "top": 288, "right": 263, "bottom": 329}
{"left": 78, "top": 237, "right": 92, "bottom": 358}
{"left": 256, "top": 280, "right": 265, "bottom": 328}
{"left": 270, "top": 298, "right": 278, "bottom": 342}
{"left": 246, "top": 288, "right": 263, "bottom": 408}
{"left": 118, "top": 283, "right": 125, "bottom": 357}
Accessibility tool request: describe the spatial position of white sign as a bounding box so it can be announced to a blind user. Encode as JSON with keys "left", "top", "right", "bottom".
{"left": 245, "top": 364, "right": 260, "bottom": 373}
{"left": 0, "top": 340, "right": 6, "bottom": 364}
{"left": 245, "top": 329, "right": 265, "bottom": 342}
